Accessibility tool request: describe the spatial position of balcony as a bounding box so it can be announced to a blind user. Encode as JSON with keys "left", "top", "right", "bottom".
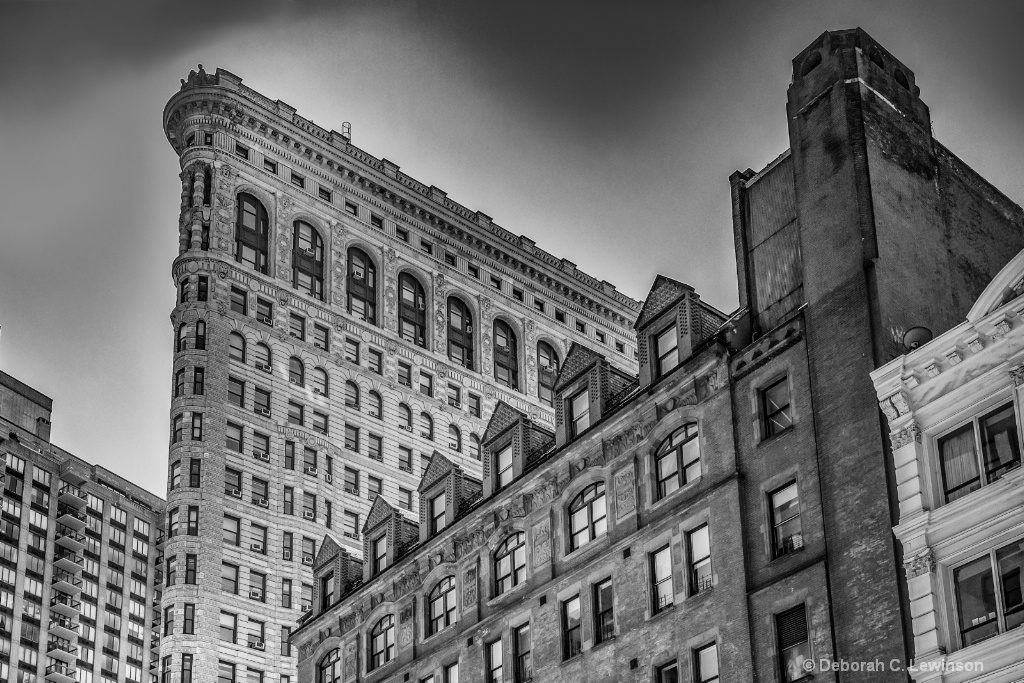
{"left": 51, "top": 571, "right": 83, "bottom": 595}
{"left": 48, "top": 617, "right": 79, "bottom": 641}
{"left": 47, "top": 638, "right": 79, "bottom": 664}
{"left": 57, "top": 484, "right": 87, "bottom": 509}
{"left": 56, "top": 505, "right": 87, "bottom": 531}
{"left": 54, "top": 524, "right": 86, "bottom": 553}
{"left": 53, "top": 549, "right": 83, "bottom": 573}
{"left": 45, "top": 662, "right": 78, "bottom": 683}
{"left": 49, "top": 593, "right": 82, "bottom": 618}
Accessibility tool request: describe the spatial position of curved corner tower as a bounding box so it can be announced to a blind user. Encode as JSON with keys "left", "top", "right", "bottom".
{"left": 160, "top": 66, "right": 639, "bottom": 681}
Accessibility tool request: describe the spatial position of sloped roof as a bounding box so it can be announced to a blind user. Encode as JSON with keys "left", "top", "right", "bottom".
{"left": 554, "top": 342, "right": 603, "bottom": 392}
{"left": 634, "top": 274, "right": 694, "bottom": 331}
{"left": 482, "top": 400, "right": 527, "bottom": 444}
{"left": 362, "top": 495, "right": 396, "bottom": 534}
{"left": 313, "top": 533, "right": 341, "bottom": 570}
{"left": 418, "top": 451, "right": 456, "bottom": 492}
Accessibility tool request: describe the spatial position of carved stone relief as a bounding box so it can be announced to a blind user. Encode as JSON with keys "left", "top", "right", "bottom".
{"left": 533, "top": 518, "right": 551, "bottom": 565}
{"left": 463, "top": 565, "right": 478, "bottom": 607}
{"left": 905, "top": 550, "right": 935, "bottom": 578}
{"left": 890, "top": 422, "right": 921, "bottom": 450}
{"left": 614, "top": 466, "right": 636, "bottom": 519}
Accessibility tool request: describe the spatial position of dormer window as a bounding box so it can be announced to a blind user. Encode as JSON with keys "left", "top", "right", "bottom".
{"left": 568, "top": 389, "right": 590, "bottom": 438}
{"left": 655, "top": 324, "right": 679, "bottom": 377}
{"left": 494, "top": 444, "right": 513, "bottom": 491}
{"left": 430, "top": 491, "right": 447, "bottom": 535}
{"left": 371, "top": 535, "right": 388, "bottom": 575}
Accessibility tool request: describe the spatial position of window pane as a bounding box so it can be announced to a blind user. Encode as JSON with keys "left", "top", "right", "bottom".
{"left": 980, "top": 404, "right": 1021, "bottom": 480}
{"left": 997, "top": 540, "right": 1024, "bottom": 632}
{"left": 940, "top": 424, "right": 981, "bottom": 501}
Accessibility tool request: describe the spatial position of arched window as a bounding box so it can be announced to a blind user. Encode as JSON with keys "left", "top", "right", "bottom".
{"left": 398, "top": 273, "right": 427, "bottom": 348}
{"left": 537, "top": 341, "right": 559, "bottom": 407}
{"left": 449, "top": 424, "right": 462, "bottom": 453}
{"left": 654, "top": 423, "right": 700, "bottom": 500}
{"left": 447, "top": 297, "right": 474, "bottom": 370}
{"left": 234, "top": 193, "right": 269, "bottom": 274}
{"left": 229, "top": 332, "right": 246, "bottom": 363}
{"left": 568, "top": 482, "right": 607, "bottom": 551}
{"left": 469, "top": 434, "right": 481, "bottom": 461}
{"left": 368, "top": 391, "right": 383, "bottom": 419}
{"left": 292, "top": 221, "right": 325, "bottom": 300}
{"left": 493, "top": 320, "right": 519, "bottom": 391}
{"left": 420, "top": 412, "right": 434, "bottom": 441}
{"left": 318, "top": 649, "right": 342, "bottom": 683}
{"left": 345, "top": 381, "right": 359, "bottom": 409}
{"left": 312, "top": 368, "right": 329, "bottom": 397}
{"left": 369, "top": 615, "right": 395, "bottom": 671}
{"left": 427, "top": 577, "right": 458, "bottom": 636}
{"left": 399, "top": 404, "right": 412, "bottom": 431}
{"left": 494, "top": 533, "right": 526, "bottom": 596}
{"left": 253, "top": 343, "right": 272, "bottom": 371}
{"left": 346, "top": 248, "right": 377, "bottom": 325}
{"left": 289, "top": 357, "right": 305, "bottom": 386}
{"left": 177, "top": 324, "right": 188, "bottom": 353}
{"left": 195, "top": 320, "right": 206, "bottom": 350}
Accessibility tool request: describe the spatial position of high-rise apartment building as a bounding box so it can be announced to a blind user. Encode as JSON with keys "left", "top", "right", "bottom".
{"left": 161, "top": 66, "right": 640, "bottom": 682}
{"left": 0, "top": 370, "right": 165, "bottom": 683}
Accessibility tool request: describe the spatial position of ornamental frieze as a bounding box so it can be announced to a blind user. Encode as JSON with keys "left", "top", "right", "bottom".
{"left": 890, "top": 423, "right": 921, "bottom": 450}
{"left": 602, "top": 420, "right": 655, "bottom": 461}
{"left": 614, "top": 466, "right": 637, "bottom": 519}
{"left": 463, "top": 565, "right": 478, "bottom": 606}
{"left": 1010, "top": 364, "right": 1024, "bottom": 387}
{"left": 905, "top": 550, "right": 935, "bottom": 578}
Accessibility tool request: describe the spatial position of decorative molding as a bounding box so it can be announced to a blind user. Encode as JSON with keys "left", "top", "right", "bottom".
{"left": 891, "top": 423, "right": 921, "bottom": 450}
{"left": 532, "top": 518, "right": 551, "bottom": 565}
{"left": 614, "top": 466, "right": 636, "bottom": 519}
{"left": 1010, "top": 364, "right": 1024, "bottom": 387}
{"left": 905, "top": 550, "right": 935, "bottom": 578}
{"left": 602, "top": 420, "right": 654, "bottom": 461}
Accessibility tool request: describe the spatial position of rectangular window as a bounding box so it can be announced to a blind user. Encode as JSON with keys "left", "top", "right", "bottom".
{"left": 368, "top": 434, "right": 383, "bottom": 461}
{"left": 513, "top": 623, "right": 531, "bottom": 683}
{"left": 469, "top": 393, "right": 482, "bottom": 418}
{"left": 224, "top": 467, "right": 242, "bottom": 496}
{"left": 344, "top": 200, "right": 358, "bottom": 216}
{"left": 490, "top": 275, "right": 502, "bottom": 290}
{"left": 284, "top": 487, "right": 294, "bottom": 515}
{"left": 395, "top": 226, "right": 409, "bottom": 242}
{"left": 495, "top": 444, "right": 513, "bottom": 490}
{"left": 770, "top": 483, "right": 803, "bottom": 558}
{"left": 189, "top": 458, "right": 201, "bottom": 487}
{"left": 192, "top": 412, "right": 203, "bottom": 440}
{"left": 399, "top": 446, "right": 413, "bottom": 472}
{"left": 281, "top": 626, "right": 292, "bottom": 657}
{"left": 228, "top": 377, "right": 245, "bottom": 407}
{"left": 343, "top": 511, "right": 359, "bottom": 539}
{"left": 399, "top": 487, "right": 413, "bottom": 511}
{"left": 253, "top": 388, "right": 271, "bottom": 417}
{"left": 284, "top": 442, "right": 295, "bottom": 470}
{"left": 345, "top": 424, "right": 359, "bottom": 452}
{"left": 467, "top": 264, "right": 479, "bottom": 279}
{"left": 230, "top": 286, "right": 247, "bottom": 315}
{"left": 372, "top": 534, "right": 388, "bottom": 575}
{"left": 282, "top": 578, "right": 293, "bottom": 607}
{"left": 290, "top": 172, "right": 305, "bottom": 189}
{"left": 235, "top": 143, "right": 249, "bottom": 160}
{"left": 313, "top": 324, "right": 330, "bottom": 351}
{"left": 263, "top": 159, "right": 277, "bottom": 174}
{"left": 512, "top": 287, "right": 523, "bottom": 302}
{"left": 776, "top": 604, "right": 810, "bottom": 682}
{"left": 486, "top": 638, "right": 503, "bottom": 683}
{"left": 289, "top": 313, "right": 306, "bottom": 340}
{"left": 761, "top": 376, "right": 793, "bottom": 439}
{"left": 288, "top": 401, "right": 304, "bottom": 426}
{"left": 367, "top": 475, "right": 383, "bottom": 498}
{"left": 312, "top": 411, "right": 328, "bottom": 435}
{"left": 219, "top": 612, "right": 237, "bottom": 643}
{"left": 655, "top": 324, "right": 679, "bottom": 377}
{"left": 318, "top": 187, "right": 332, "bottom": 202}
{"left": 694, "top": 642, "right": 719, "bottom": 683}
{"left": 615, "top": 340, "right": 625, "bottom": 353}
{"left": 256, "top": 298, "right": 273, "bottom": 325}
{"left": 398, "top": 362, "right": 412, "bottom": 387}
{"left": 447, "top": 383, "right": 461, "bottom": 408}
{"left": 343, "top": 467, "right": 359, "bottom": 496}
{"left": 193, "top": 367, "right": 205, "bottom": 394}
{"left": 593, "top": 578, "right": 614, "bottom": 643}
{"left": 555, "top": 309, "right": 566, "bottom": 324}
{"left": 226, "top": 422, "right": 243, "bottom": 452}
{"left": 575, "top": 320, "right": 586, "bottom": 334}
{"left": 421, "top": 240, "right": 433, "bottom": 256}
{"left": 569, "top": 388, "right": 590, "bottom": 437}
{"left": 184, "top": 603, "right": 195, "bottom": 634}
{"left": 430, "top": 491, "right": 446, "bottom": 535}
{"left": 344, "top": 338, "right": 359, "bottom": 363}
{"left": 420, "top": 372, "right": 433, "bottom": 397}
{"left": 940, "top": 402, "right": 1021, "bottom": 502}
{"left": 368, "top": 349, "right": 383, "bottom": 374}
{"left": 562, "top": 595, "right": 581, "bottom": 659}
{"left": 370, "top": 213, "right": 383, "bottom": 229}
{"left": 656, "top": 661, "right": 678, "bottom": 683}
{"left": 444, "top": 251, "right": 457, "bottom": 267}
{"left": 252, "top": 477, "right": 269, "bottom": 504}
{"left": 953, "top": 539, "right": 1024, "bottom": 647}
{"left": 688, "top": 524, "right": 712, "bottom": 594}
{"left": 185, "top": 554, "right": 197, "bottom": 583}
{"left": 651, "top": 545, "right": 673, "bottom": 613}
{"left": 218, "top": 660, "right": 236, "bottom": 683}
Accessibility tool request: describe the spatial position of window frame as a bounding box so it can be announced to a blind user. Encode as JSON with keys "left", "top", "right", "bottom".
{"left": 567, "top": 481, "right": 607, "bottom": 552}
{"left": 761, "top": 375, "right": 793, "bottom": 440}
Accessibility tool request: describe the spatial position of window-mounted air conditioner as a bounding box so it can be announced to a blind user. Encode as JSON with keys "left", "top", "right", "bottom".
{"left": 303, "top": 511, "right": 315, "bottom": 520}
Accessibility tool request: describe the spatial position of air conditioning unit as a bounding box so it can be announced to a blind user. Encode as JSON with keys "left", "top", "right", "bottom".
{"left": 283, "top": 550, "right": 292, "bottom": 560}
{"left": 344, "top": 488, "right": 358, "bottom": 497}
{"left": 248, "top": 589, "right": 263, "bottom": 600}
{"left": 256, "top": 362, "right": 272, "bottom": 372}
{"left": 343, "top": 532, "right": 358, "bottom": 539}
{"left": 255, "top": 408, "right": 270, "bottom": 416}
{"left": 313, "top": 342, "right": 325, "bottom": 350}
{"left": 300, "top": 605, "right": 311, "bottom": 613}
{"left": 303, "top": 510, "right": 315, "bottom": 520}
{"left": 399, "top": 425, "right": 412, "bottom": 432}
{"left": 248, "top": 640, "right": 266, "bottom": 651}
{"left": 289, "top": 379, "right": 301, "bottom": 385}
{"left": 302, "top": 554, "right": 314, "bottom": 565}
{"left": 227, "top": 488, "right": 242, "bottom": 498}
{"left": 250, "top": 542, "right": 264, "bottom": 552}
{"left": 324, "top": 473, "right": 333, "bottom": 484}
{"left": 312, "top": 388, "right": 323, "bottom": 396}
{"left": 304, "top": 467, "right": 318, "bottom": 476}
{"left": 256, "top": 497, "right": 269, "bottom": 508}
{"left": 368, "top": 410, "right": 380, "bottom": 418}
{"left": 289, "top": 332, "right": 300, "bottom": 338}
{"left": 302, "top": 248, "right": 315, "bottom": 256}
{"left": 257, "top": 316, "right": 273, "bottom": 326}
{"left": 253, "top": 451, "right": 270, "bottom": 463}
{"left": 315, "top": 428, "right": 327, "bottom": 435}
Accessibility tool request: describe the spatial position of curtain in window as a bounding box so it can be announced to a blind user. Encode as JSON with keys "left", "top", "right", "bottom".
{"left": 939, "top": 425, "right": 980, "bottom": 501}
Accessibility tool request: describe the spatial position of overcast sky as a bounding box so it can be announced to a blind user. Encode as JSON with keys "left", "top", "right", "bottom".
{"left": 1, "top": 0, "right": 1022, "bottom": 495}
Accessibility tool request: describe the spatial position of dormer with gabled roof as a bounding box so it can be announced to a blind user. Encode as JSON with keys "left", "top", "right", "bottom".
{"left": 634, "top": 275, "right": 728, "bottom": 390}
{"left": 360, "top": 495, "right": 417, "bottom": 582}
{"left": 552, "top": 343, "right": 637, "bottom": 447}
{"left": 481, "top": 400, "right": 555, "bottom": 498}
{"left": 310, "top": 533, "right": 363, "bottom": 619}
{"left": 417, "top": 451, "right": 467, "bottom": 543}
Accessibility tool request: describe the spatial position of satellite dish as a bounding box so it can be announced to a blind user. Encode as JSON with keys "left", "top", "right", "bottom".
{"left": 903, "top": 326, "right": 933, "bottom": 352}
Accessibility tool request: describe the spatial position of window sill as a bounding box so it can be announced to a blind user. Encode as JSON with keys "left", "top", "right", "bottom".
{"left": 757, "top": 425, "right": 794, "bottom": 448}
{"left": 562, "top": 534, "right": 610, "bottom": 564}
{"left": 769, "top": 545, "right": 806, "bottom": 565}
{"left": 649, "top": 475, "right": 702, "bottom": 514}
